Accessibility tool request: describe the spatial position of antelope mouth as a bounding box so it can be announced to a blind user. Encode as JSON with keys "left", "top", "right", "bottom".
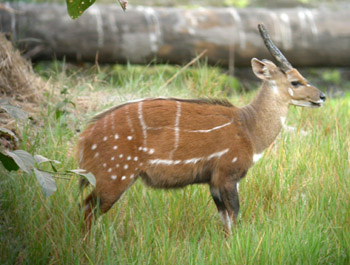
{"left": 291, "top": 99, "right": 324, "bottom": 108}
{"left": 310, "top": 101, "right": 323, "bottom": 108}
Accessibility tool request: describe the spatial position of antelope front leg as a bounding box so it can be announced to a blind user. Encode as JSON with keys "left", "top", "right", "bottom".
{"left": 220, "top": 179, "right": 240, "bottom": 229}
{"left": 210, "top": 186, "right": 232, "bottom": 235}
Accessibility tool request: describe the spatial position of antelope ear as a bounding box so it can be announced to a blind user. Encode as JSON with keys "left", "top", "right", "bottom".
{"left": 251, "top": 58, "right": 270, "bottom": 80}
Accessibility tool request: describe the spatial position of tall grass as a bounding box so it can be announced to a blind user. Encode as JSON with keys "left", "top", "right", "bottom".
{"left": 1, "top": 62, "right": 349, "bottom": 264}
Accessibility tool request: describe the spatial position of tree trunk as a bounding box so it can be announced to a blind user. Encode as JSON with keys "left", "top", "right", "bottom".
{"left": 1, "top": 3, "right": 350, "bottom": 67}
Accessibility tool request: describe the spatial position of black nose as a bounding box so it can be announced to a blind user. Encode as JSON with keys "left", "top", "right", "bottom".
{"left": 320, "top": 92, "right": 326, "bottom": 101}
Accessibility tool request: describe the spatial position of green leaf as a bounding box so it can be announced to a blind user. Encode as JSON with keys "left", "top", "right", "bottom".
{"left": 34, "top": 154, "right": 60, "bottom": 172}
{"left": 69, "top": 169, "right": 96, "bottom": 187}
{"left": 0, "top": 103, "right": 29, "bottom": 120}
{"left": 33, "top": 168, "right": 57, "bottom": 197}
{"left": 12, "top": 150, "right": 35, "bottom": 171}
{"left": 34, "top": 154, "right": 60, "bottom": 165}
{"left": 66, "top": 0, "right": 96, "bottom": 20}
{"left": 0, "top": 151, "right": 20, "bottom": 171}
{"left": 0, "top": 127, "right": 18, "bottom": 142}
{"left": 2, "top": 150, "right": 34, "bottom": 174}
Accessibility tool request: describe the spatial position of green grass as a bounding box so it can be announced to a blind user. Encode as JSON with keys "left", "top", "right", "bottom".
{"left": 1, "top": 62, "right": 350, "bottom": 264}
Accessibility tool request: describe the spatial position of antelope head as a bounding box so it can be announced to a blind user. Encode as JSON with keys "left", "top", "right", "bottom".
{"left": 255, "top": 24, "right": 326, "bottom": 108}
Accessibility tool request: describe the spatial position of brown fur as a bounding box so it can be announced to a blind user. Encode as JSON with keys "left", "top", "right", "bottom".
{"left": 77, "top": 59, "right": 325, "bottom": 234}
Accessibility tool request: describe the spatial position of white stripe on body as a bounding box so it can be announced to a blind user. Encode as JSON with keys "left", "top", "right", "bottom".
{"left": 184, "top": 121, "right": 233, "bottom": 133}
{"left": 169, "top": 101, "right": 182, "bottom": 159}
{"left": 138, "top": 101, "right": 148, "bottom": 147}
{"left": 149, "top": 148, "right": 229, "bottom": 166}
{"left": 126, "top": 105, "right": 135, "bottom": 133}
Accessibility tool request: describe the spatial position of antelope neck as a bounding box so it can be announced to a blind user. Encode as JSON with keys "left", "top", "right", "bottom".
{"left": 239, "top": 81, "right": 289, "bottom": 153}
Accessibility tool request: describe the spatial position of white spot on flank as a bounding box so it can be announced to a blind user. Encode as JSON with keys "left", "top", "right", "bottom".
{"left": 127, "top": 156, "right": 131, "bottom": 161}
{"left": 138, "top": 147, "right": 143, "bottom": 151}
{"left": 94, "top": 152, "right": 99, "bottom": 158}
{"left": 148, "top": 148, "right": 155, "bottom": 155}
{"left": 103, "top": 163, "right": 107, "bottom": 168}
{"left": 119, "top": 154, "right": 124, "bottom": 158}
{"left": 139, "top": 162, "right": 144, "bottom": 166}
{"left": 253, "top": 153, "right": 264, "bottom": 163}
{"left": 111, "top": 175, "right": 117, "bottom": 180}
{"left": 134, "top": 156, "right": 138, "bottom": 161}
{"left": 91, "top": 144, "right": 97, "bottom": 150}
{"left": 111, "top": 156, "right": 115, "bottom": 161}
{"left": 143, "top": 147, "right": 148, "bottom": 152}
{"left": 108, "top": 168, "right": 112, "bottom": 173}
{"left": 127, "top": 136, "right": 133, "bottom": 141}
{"left": 288, "top": 87, "right": 294, "bottom": 96}
{"left": 103, "top": 136, "right": 108, "bottom": 141}
{"left": 116, "top": 164, "right": 120, "bottom": 168}
{"left": 121, "top": 176, "right": 126, "bottom": 180}
{"left": 130, "top": 174, "right": 134, "bottom": 179}
{"left": 124, "top": 164, "right": 129, "bottom": 170}
{"left": 114, "top": 134, "right": 119, "bottom": 140}
{"left": 113, "top": 146, "right": 118, "bottom": 150}
{"left": 232, "top": 157, "right": 238, "bottom": 163}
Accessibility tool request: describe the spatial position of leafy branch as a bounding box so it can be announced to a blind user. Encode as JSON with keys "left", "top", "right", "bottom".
{"left": 0, "top": 99, "right": 96, "bottom": 197}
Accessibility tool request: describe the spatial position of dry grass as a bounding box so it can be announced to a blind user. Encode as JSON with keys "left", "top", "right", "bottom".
{"left": 0, "top": 33, "right": 49, "bottom": 129}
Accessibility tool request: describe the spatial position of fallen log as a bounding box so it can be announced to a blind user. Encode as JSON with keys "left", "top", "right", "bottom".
{"left": 1, "top": 3, "right": 350, "bottom": 67}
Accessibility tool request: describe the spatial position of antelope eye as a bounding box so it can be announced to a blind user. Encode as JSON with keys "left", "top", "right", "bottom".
{"left": 291, "top": 81, "right": 301, "bottom": 87}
